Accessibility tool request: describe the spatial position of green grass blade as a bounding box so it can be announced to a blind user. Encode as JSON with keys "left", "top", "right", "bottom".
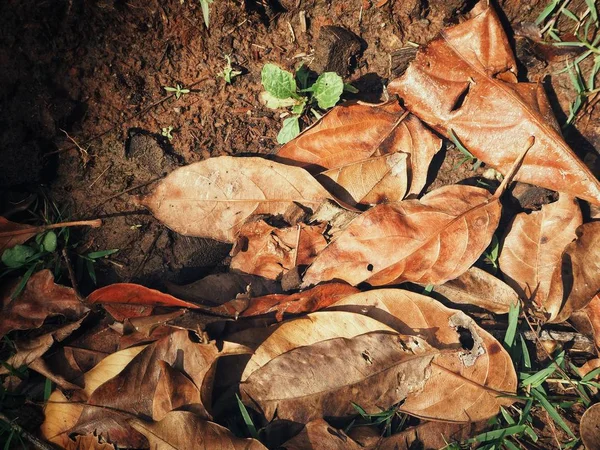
{"left": 464, "top": 425, "right": 527, "bottom": 444}
{"left": 536, "top": 0, "right": 560, "bottom": 24}
{"left": 519, "top": 334, "right": 531, "bottom": 369}
{"left": 504, "top": 302, "right": 519, "bottom": 348}
{"left": 585, "top": 0, "right": 598, "bottom": 22}
{"left": 235, "top": 394, "right": 259, "bottom": 439}
{"left": 531, "top": 388, "right": 576, "bottom": 438}
{"left": 44, "top": 378, "right": 53, "bottom": 401}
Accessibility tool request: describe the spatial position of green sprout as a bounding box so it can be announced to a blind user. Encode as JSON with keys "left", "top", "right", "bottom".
{"left": 164, "top": 83, "right": 190, "bottom": 99}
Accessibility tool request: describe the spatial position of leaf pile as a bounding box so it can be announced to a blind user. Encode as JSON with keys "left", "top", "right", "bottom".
{"left": 1, "top": 2, "right": 600, "bottom": 449}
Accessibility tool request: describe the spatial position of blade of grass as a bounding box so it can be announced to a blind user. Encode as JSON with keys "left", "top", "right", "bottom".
{"left": 235, "top": 394, "right": 259, "bottom": 439}
{"left": 531, "top": 387, "right": 576, "bottom": 438}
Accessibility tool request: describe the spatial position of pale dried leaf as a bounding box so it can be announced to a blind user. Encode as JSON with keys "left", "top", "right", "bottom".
{"left": 282, "top": 419, "right": 362, "bottom": 450}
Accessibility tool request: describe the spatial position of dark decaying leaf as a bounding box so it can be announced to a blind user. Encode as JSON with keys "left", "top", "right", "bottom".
{"left": 0, "top": 216, "right": 37, "bottom": 252}
{"left": 0, "top": 269, "right": 88, "bottom": 339}
{"left": 230, "top": 221, "right": 327, "bottom": 280}
{"left": 136, "top": 156, "right": 332, "bottom": 243}
{"left": 302, "top": 184, "right": 501, "bottom": 287}
{"left": 129, "top": 411, "right": 267, "bottom": 450}
{"left": 388, "top": 2, "right": 600, "bottom": 205}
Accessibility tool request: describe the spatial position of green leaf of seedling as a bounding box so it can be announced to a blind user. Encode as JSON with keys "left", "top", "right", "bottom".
{"left": 352, "top": 402, "right": 370, "bottom": 419}
{"left": 42, "top": 231, "right": 57, "bottom": 253}
{"left": 295, "top": 64, "right": 310, "bottom": 90}
{"left": 259, "top": 92, "right": 298, "bottom": 110}
{"left": 504, "top": 301, "right": 519, "bottom": 349}
{"left": 531, "top": 387, "right": 576, "bottom": 438}
{"left": 277, "top": 116, "right": 300, "bottom": 144}
{"left": 44, "top": 378, "right": 53, "bottom": 401}
{"left": 343, "top": 83, "right": 359, "bottom": 93}
{"left": 2, "top": 245, "right": 36, "bottom": 269}
{"left": 312, "top": 72, "right": 344, "bottom": 109}
{"left": 291, "top": 100, "right": 306, "bottom": 115}
{"left": 199, "top": 0, "right": 213, "bottom": 28}
{"left": 235, "top": 394, "right": 259, "bottom": 439}
{"left": 262, "top": 64, "right": 298, "bottom": 100}
{"left": 87, "top": 249, "right": 119, "bottom": 260}
{"left": 464, "top": 425, "right": 527, "bottom": 444}
{"left": 536, "top": 0, "right": 559, "bottom": 24}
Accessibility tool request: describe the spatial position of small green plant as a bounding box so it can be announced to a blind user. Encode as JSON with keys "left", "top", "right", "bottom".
{"left": 235, "top": 394, "right": 259, "bottom": 439}
{"left": 77, "top": 249, "right": 119, "bottom": 285}
{"left": 218, "top": 55, "right": 242, "bottom": 84}
{"left": 536, "top": 0, "right": 600, "bottom": 127}
{"left": 161, "top": 126, "right": 174, "bottom": 141}
{"left": 482, "top": 234, "right": 500, "bottom": 272}
{"left": 448, "top": 129, "right": 482, "bottom": 170}
{"left": 260, "top": 63, "right": 357, "bottom": 144}
{"left": 199, "top": 0, "right": 213, "bottom": 28}
{"left": 350, "top": 402, "right": 409, "bottom": 437}
{"left": 164, "top": 83, "right": 190, "bottom": 100}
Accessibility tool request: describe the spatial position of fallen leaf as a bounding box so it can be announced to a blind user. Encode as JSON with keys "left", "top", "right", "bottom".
{"left": 435, "top": 266, "right": 519, "bottom": 314}
{"left": 577, "top": 358, "right": 600, "bottom": 380}
{"left": 276, "top": 100, "right": 441, "bottom": 196}
{"left": 87, "top": 283, "right": 203, "bottom": 321}
{"left": 218, "top": 283, "right": 359, "bottom": 321}
{"left": 166, "top": 273, "right": 282, "bottom": 305}
{"left": 302, "top": 184, "right": 501, "bottom": 287}
{"left": 239, "top": 310, "right": 395, "bottom": 382}
{"left": 129, "top": 410, "right": 267, "bottom": 450}
{"left": 547, "top": 222, "right": 600, "bottom": 323}
{"left": 73, "top": 330, "right": 250, "bottom": 448}
{"left": 317, "top": 153, "right": 409, "bottom": 206}
{"left": 0, "top": 269, "right": 88, "bottom": 338}
{"left": 282, "top": 419, "right": 362, "bottom": 450}
{"left": 583, "top": 295, "right": 600, "bottom": 349}
{"left": 499, "top": 195, "right": 582, "bottom": 312}
{"left": 329, "top": 289, "right": 517, "bottom": 422}
{"left": 136, "top": 156, "right": 332, "bottom": 243}
{"left": 230, "top": 221, "right": 327, "bottom": 280}
{"left": 242, "top": 330, "right": 433, "bottom": 423}
{"left": 388, "top": 2, "right": 600, "bottom": 205}
{"left": 580, "top": 403, "right": 600, "bottom": 450}
{"left": 64, "top": 434, "right": 116, "bottom": 450}
{"left": 0, "top": 216, "right": 36, "bottom": 252}
{"left": 152, "top": 360, "right": 201, "bottom": 421}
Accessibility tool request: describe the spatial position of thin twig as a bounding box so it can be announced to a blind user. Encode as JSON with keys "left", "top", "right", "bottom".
{"left": 0, "top": 219, "right": 102, "bottom": 238}
{"left": 91, "top": 176, "right": 162, "bottom": 212}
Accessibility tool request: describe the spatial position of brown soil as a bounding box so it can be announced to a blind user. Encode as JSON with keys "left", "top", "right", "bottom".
{"left": 0, "top": 0, "right": 598, "bottom": 292}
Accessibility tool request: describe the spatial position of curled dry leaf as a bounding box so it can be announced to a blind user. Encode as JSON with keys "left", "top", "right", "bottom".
{"left": 583, "top": 294, "right": 600, "bottom": 349}
{"left": 0, "top": 269, "right": 88, "bottom": 339}
{"left": 129, "top": 411, "right": 267, "bottom": 450}
{"left": 166, "top": 273, "right": 282, "bottom": 305}
{"left": 435, "top": 266, "right": 519, "bottom": 314}
{"left": 282, "top": 419, "right": 362, "bottom": 450}
{"left": 136, "top": 156, "right": 332, "bottom": 243}
{"left": 216, "top": 282, "right": 359, "bottom": 321}
{"left": 329, "top": 289, "right": 517, "bottom": 422}
{"left": 499, "top": 194, "right": 582, "bottom": 313}
{"left": 547, "top": 222, "right": 600, "bottom": 323}
{"left": 580, "top": 403, "right": 600, "bottom": 450}
{"left": 73, "top": 330, "right": 251, "bottom": 448}
{"left": 242, "top": 330, "right": 433, "bottom": 423}
{"left": 317, "top": 153, "right": 409, "bottom": 206}
{"left": 276, "top": 100, "right": 441, "bottom": 197}
{"left": 230, "top": 221, "right": 327, "bottom": 280}
{"left": 388, "top": 2, "right": 600, "bottom": 205}
{"left": 0, "top": 216, "right": 36, "bottom": 252}
{"left": 87, "top": 283, "right": 203, "bottom": 321}
{"left": 302, "top": 184, "right": 500, "bottom": 287}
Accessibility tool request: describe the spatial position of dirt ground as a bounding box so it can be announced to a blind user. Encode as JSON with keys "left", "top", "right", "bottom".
{"left": 1, "top": 0, "right": 598, "bottom": 293}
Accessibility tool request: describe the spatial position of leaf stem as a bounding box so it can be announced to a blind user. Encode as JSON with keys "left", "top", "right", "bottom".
{"left": 0, "top": 219, "right": 102, "bottom": 238}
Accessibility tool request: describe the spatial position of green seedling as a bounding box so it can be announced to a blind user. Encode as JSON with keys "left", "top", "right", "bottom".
{"left": 161, "top": 126, "right": 174, "bottom": 141}
{"left": 78, "top": 248, "right": 119, "bottom": 285}
{"left": 448, "top": 128, "right": 482, "bottom": 170}
{"left": 235, "top": 394, "right": 259, "bottom": 439}
{"left": 164, "top": 83, "right": 190, "bottom": 99}
{"left": 260, "top": 63, "right": 357, "bottom": 144}
{"left": 351, "top": 402, "right": 408, "bottom": 437}
{"left": 218, "top": 54, "right": 242, "bottom": 84}
{"left": 482, "top": 234, "right": 500, "bottom": 272}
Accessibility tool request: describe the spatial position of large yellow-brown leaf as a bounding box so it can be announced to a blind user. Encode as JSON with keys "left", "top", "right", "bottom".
{"left": 388, "top": 3, "right": 600, "bottom": 205}
{"left": 240, "top": 310, "right": 395, "bottom": 382}
{"left": 547, "top": 222, "right": 600, "bottom": 323}
{"left": 317, "top": 153, "right": 409, "bottom": 206}
{"left": 282, "top": 419, "right": 362, "bottom": 450}
{"left": 329, "top": 289, "right": 517, "bottom": 422}
{"left": 129, "top": 411, "right": 267, "bottom": 450}
{"left": 276, "top": 100, "right": 441, "bottom": 196}
{"left": 302, "top": 184, "right": 500, "bottom": 287}
{"left": 435, "top": 266, "right": 519, "bottom": 314}
{"left": 241, "top": 330, "right": 434, "bottom": 423}
{"left": 230, "top": 221, "right": 327, "bottom": 280}
{"left": 136, "top": 156, "right": 332, "bottom": 242}
{"left": 498, "top": 194, "right": 582, "bottom": 312}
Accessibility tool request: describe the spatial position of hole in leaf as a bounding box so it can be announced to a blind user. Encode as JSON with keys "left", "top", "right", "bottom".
{"left": 457, "top": 326, "right": 474, "bottom": 350}
{"left": 366, "top": 264, "right": 374, "bottom": 271}
{"left": 450, "top": 82, "right": 471, "bottom": 112}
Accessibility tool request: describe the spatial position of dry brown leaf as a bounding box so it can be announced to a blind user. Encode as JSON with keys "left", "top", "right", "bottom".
{"left": 329, "top": 289, "right": 517, "bottom": 422}
{"left": 281, "top": 419, "right": 362, "bottom": 450}
{"left": 129, "top": 411, "right": 267, "bottom": 450}
{"left": 388, "top": 3, "right": 600, "bottom": 205}
{"left": 0, "top": 269, "right": 88, "bottom": 338}
{"left": 0, "top": 216, "right": 36, "bottom": 252}
{"left": 499, "top": 195, "right": 582, "bottom": 312}
{"left": 41, "top": 345, "right": 146, "bottom": 447}
{"left": 583, "top": 295, "right": 600, "bottom": 349}
{"left": 276, "top": 100, "right": 441, "bottom": 196}
{"left": 241, "top": 330, "right": 433, "bottom": 423}
{"left": 547, "top": 222, "right": 600, "bottom": 323}
{"left": 317, "top": 153, "right": 409, "bottom": 206}
{"left": 302, "top": 184, "right": 500, "bottom": 287}
{"left": 152, "top": 360, "right": 201, "bottom": 421}
{"left": 580, "top": 403, "right": 600, "bottom": 450}
{"left": 435, "top": 266, "right": 519, "bottom": 314}
{"left": 230, "top": 221, "right": 327, "bottom": 280}
{"left": 137, "top": 156, "right": 332, "bottom": 243}
{"left": 240, "top": 310, "right": 395, "bottom": 381}
{"left": 64, "top": 434, "right": 116, "bottom": 450}
{"left": 165, "top": 273, "right": 282, "bottom": 305}
{"left": 72, "top": 330, "right": 251, "bottom": 448}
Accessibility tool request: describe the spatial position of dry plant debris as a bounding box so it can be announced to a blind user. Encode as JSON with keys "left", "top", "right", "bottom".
{"left": 1, "top": 1, "right": 600, "bottom": 449}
